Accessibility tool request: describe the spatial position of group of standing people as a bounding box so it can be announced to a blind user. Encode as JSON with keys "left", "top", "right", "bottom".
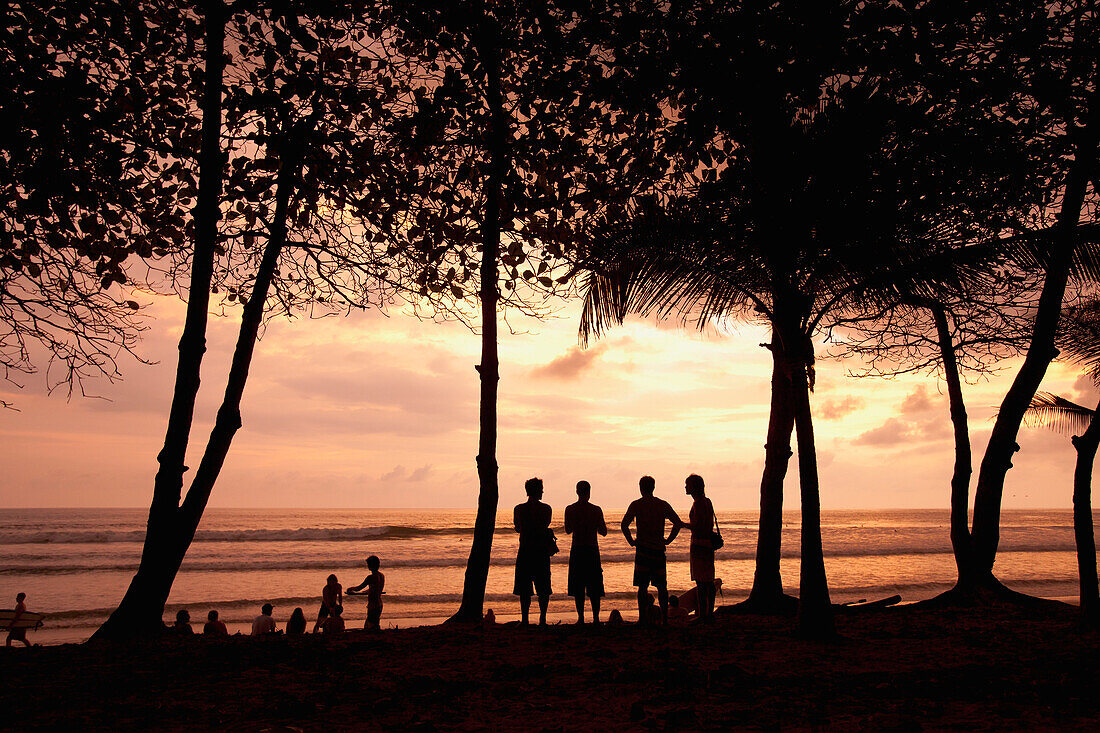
{"left": 513, "top": 473, "right": 720, "bottom": 626}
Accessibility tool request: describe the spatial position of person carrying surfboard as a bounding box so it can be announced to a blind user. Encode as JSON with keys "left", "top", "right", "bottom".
{"left": 6, "top": 593, "right": 31, "bottom": 647}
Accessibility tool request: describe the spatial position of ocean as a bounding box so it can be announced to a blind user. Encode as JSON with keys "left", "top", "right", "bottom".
{"left": 0, "top": 508, "right": 1087, "bottom": 644}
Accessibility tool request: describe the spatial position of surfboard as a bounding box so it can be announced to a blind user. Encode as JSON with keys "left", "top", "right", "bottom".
{"left": 0, "top": 610, "right": 44, "bottom": 630}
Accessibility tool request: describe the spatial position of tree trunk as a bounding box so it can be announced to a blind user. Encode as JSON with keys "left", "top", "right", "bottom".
{"left": 93, "top": 1, "right": 226, "bottom": 640}
{"left": 930, "top": 304, "right": 974, "bottom": 589}
{"left": 969, "top": 95, "right": 1099, "bottom": 585}
{"left": 788, "top": 328, "right": 835, "bottom": 639}
{"left": 743, "top": 326, "right": 797, "bottom": 613}
{"left": 178, "top": 134, "right": 308, "bottom": 541}
{"left": 1071, "top": 398, "right": 1100, "bottom": 630}
{"left": 452, "top": 28, "right": 506, "bottom": 622}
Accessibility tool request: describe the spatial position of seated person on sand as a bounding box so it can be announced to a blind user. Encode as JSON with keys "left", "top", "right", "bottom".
{"left": 607, "top": 609, "right": 625, "bottom": 626}
{"left": 322, "top": 605, "right": 345, "bottom": 634}
{"left": 347, "top": 555, "right": 385, "bottom": 630}
{"left": 251, "top": 603, "right": 278, "bottom": 636}
{"left": 513, "top": 477, "right": 553, "bottom": 626}
{"left": 6, "top": 592, "right": 32, "bottom": 648}
{"left": 286, "top": 607, "right": 307, "bottom": 636}
{"left": 667, "top": 595, "right": 690, "bottom": 623}
{"left": 203, "top": 609, "right": 228, "bottom": 636}
{"left": 565, "top": 480, "right": 607, "bottom": 624}
{"left": 483, "top": 608, "right": 496, "bottom": 626}
{"left": 621, "top": 476, "right": 682, "bottom": 625}
{"left": 313, "top": 574, "right": 343, "bottom": 633}
{"left": 171, "top": 609, "right": 194, "bottom": 635}
{"left": 677, "top": 579, "right": 724, "bottom": 618}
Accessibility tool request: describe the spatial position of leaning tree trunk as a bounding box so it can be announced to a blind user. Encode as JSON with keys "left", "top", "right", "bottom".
{"left": 743, "top": 325, "right": 797, "bottom": 613}
{"left": 969, "top": 97, "right": 1099, "bottom": 589}
{"left": 93, "top": 1, "right": 226, "bottom": 639}
{"left": 788, "top": 327, "right": 835, "bottom": 639}
{"left": 1070, "top": 397, "right": 1100, "bottom": 630}
{"left": 452, "top": 30, "right": 506, "bottom": 622}
{"left": 930, "top": 303, "right": 975, "bottom": 593}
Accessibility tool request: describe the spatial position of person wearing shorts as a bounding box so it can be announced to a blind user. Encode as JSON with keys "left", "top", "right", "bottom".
{"left": 621, "top": 476, "right": 682, "bottom": 624}
{"left": 348, "top": 555, "right": 385, "bottom": 630}
{"left": 683, "top": 473, "right": 717, "bottom": 621}
{"left": 564, "top": 480, "right": 607, "bottom": 624}
{"left": 514, "top": 477, "right": 553, "bottom": 625}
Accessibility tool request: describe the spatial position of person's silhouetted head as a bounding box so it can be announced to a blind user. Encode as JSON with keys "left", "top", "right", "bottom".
{"left": 639, "top": 476, "right": 655, "bottom": 496}
{"left": 176, "top": 609, "right": 190, "bottom": 624}
{"left": 367, "top": 555, "right": 380, "bottom": 571}
{"left": 16, "top": 592, "right": 25, "bottom": 603}
{"left": 669, "top": 595, "right": 680, "bottom": 608}
{"left": 525, "top": 477, "right": 544, "bottom": 499}
{"left": 685, "top": 473, "right": 705, "bottom": 497}
{"left": 261, "top": 603, "right": 273, "bottom": 616}
{"left": 207, "top": 610, "right": 219, "bottom": 622}
{"left": 576, "top": 480, "right": 591, "bottom": 499}
{"left": 327, "top": 573, "right": 338, "bottom": 585}
{"left": 290, "top": 607, "right": 305, "bottom": 623}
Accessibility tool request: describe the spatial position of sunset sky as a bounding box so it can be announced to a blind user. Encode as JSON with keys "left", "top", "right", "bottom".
{"left": 0, "top": 293, "right": 1093, "bottom": 510}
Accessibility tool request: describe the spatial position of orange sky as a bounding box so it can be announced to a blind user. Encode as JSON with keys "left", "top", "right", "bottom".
{"left": 0, "top": 295, "right": 1092, "bottom": 510}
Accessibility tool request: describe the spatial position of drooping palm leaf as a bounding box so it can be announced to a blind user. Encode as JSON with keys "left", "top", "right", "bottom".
{"left": 1022, "top": 391, "right": 1095, "bottom": 435}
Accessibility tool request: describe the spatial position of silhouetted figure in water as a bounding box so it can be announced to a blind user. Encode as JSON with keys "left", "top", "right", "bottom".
{"left": 6, "top": 592, "right": 31, "bottom": 647}
{"left": 203, "top": 609, "right": 228, "bottom": 636}
{"left": 565, "top": 480, "right": 607, "bottom": 624}
{"left": 286, "top": 607, "right": 307, "bottom": 635}
{"left": 348, "top": 555, "right": 385, "bottom": 630}
{"left": 514, "top": 477, "right": 553, "bottom": 625}
{"left": 171, "top": 609, "right": 193, "bottom": 635}
{"left": 683, "top": 474, "right": 718, "bottom": 621}
{"left": 251, "top": 603, "right": 277, "bottom": 636}
{"left": 313, "top": 574, "right": 343, "bottom": 633}
{"left": 621, "top": 476, "right": 682, "bottom": 624}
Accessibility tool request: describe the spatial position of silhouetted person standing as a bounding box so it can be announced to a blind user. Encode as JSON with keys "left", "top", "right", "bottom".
{"left": 683, "top": 473, "right": 717, "bottom": 621}
{"left": 564, "top": 480, "right": 607, "bottom": 624}
{"left": 622, "top": 476, "right": 682, "bottom": 624}
{"left": 514, "top": 477, "right": 552, "bottom": 625}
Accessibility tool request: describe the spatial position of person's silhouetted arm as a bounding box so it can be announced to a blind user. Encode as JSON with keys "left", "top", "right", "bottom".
{"left": 621, "top": 504, "right": 636, "bottom": 546}
{"left": 665, "top": 503, "right": 682, "bottom": 545}
{"left": 597, "top": 507, "right": 607, "bottom": 536}
{"left": 564, "top": 505, "right": 574, "bottom": 535}
{"left": 347, "top": 577, "right": 368, "bottom": 594}
{"left": 514, "top": 504, "right": 522, "bottom": 534}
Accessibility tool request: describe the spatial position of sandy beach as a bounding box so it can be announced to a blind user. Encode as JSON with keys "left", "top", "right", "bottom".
{"left": 3, "top": 602, "right": 1098, "bottom": 731}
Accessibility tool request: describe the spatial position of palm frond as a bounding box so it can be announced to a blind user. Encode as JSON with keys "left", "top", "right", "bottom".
{"left": 576, "top": 194, "right": 769, "bottom": 345}
{"left": 1022, "top": 391, "right": 1095, "bottom": 435}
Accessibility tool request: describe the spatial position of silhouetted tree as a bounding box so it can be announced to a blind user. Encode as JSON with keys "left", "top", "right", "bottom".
{"left": 578, "top": 0, "right": 1036, "bottom": 638}
{"left": 967, "top": 0, "right": 1100, "bottom": 598}
{"left": 1022, "top": 298, "right": 1100, "bottom": 629}
{"left": 378, "top": 0, "right": 658, "bottom": 621}
{"left": 96, "top": 0, "right": 402, "bottom": 638}
{"left": 0, "top": 1, "right": 196, "bottom": 403}
{"left": 827, "top": 280, "right": 1038, "bottom": 596}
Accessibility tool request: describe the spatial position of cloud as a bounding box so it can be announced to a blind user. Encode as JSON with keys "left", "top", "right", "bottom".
{"left": 818, "top": 395, "right": 864, "bottom": 420}
{"left": 854, "top": 418, "right": 913, "bottom": 446}
{"left": 379, "top": 463, "right": 435, "bottom": 483}
{"left": 900, "top": 387, "right": 936, "bottom": 414}
{"left": 529, "top": 345, "right": 604, "bottom": 381}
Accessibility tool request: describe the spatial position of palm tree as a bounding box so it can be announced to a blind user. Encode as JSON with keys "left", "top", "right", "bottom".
{"left": 578, "top": 132, "right": 1004, "bottom": 637}
{"left": 1021, "top": 300, "right": 1100, "bottom": 630}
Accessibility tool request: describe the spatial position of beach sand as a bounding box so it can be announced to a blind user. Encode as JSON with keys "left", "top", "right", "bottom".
{"left": 3, "top": 602, "right": 1098, "bottom": 731}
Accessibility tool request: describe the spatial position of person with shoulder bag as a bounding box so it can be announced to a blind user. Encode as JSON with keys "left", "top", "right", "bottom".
{"left": 683, "top": 474, "right": 719, "bottom": 622}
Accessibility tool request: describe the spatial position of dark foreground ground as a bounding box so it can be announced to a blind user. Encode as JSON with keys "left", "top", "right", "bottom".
{"left": 3, "top": 603, "right": 1098, "bottom": 731}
